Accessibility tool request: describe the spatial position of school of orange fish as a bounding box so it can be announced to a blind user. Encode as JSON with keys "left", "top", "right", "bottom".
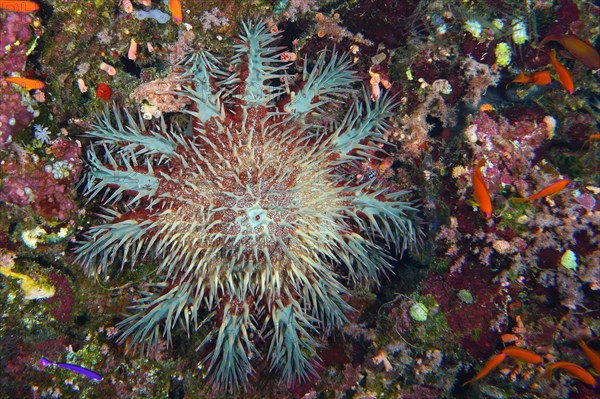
{"left": 3, "top": 0, "right": 600, "bottom": 391}
{"left": 464, "top": 339, "right": 600, "bottom": 387}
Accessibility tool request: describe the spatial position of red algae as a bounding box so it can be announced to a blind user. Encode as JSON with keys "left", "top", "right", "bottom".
{"left": 422, "top": 265, "right": 504, "bottom": 359}
{"left": 0, "top": 139, "right": 82, "bottom": 220}
{"left": 95, "top": 83, "right": 112, "bottom": 101}
{"left": 47, "top": 273, "right": 73, "bottom": 323}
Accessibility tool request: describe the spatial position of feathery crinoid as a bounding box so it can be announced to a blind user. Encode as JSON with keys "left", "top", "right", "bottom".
{"left": 76, "top": 20, "right": 422, "bottom": 391}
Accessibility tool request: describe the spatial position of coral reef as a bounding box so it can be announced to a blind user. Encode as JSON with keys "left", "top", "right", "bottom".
{"left": 75, "top": 20, "right": 422, "bottom": 391}
{"left": 1, "top": 0, "right": 600, "bottom": 398}
{"left": 0, "top": 12, "right": 39, "bottom": 148}
{"left": 0, "top": 137, "right": 82, "bottom": 221}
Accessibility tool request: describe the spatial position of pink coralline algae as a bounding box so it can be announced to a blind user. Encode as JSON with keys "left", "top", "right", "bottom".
{"left": 422, "top": 266, "right": 506, "bottom": 359}
{"left": 0, "top": 139, "right": 82, "bottom": 221}
{"left": 47, "top": 272, "right": 74, "bottom": 323}
{"left": 461, "top": 108, "right": 556, "bottom": 195}
{"left": 0, "top": 13, "right": 36, "bottom": 149}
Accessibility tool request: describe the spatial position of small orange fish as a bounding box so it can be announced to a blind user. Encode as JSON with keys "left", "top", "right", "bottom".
{"left": 502, "top": 346, "right": 544, "bottom": 364}
{"left": 548, "top": 50, "right": 574, "bottom": 94}
{"left": 578, "top": 340, "right": 600, "bottom": 376}
{"left": 582, "top": 134, "right": 600, "bottom": 149}
{"left": 4, "top": 76, "right": 45, "bottom": 90}
{"left": 544, "top": 361, "right": 596, "bottom": 386}
{"left": 540, "top": 34, "right": 600, "bottom": 69}
{"left": 463, "top": 352, "right": 507, "bottom": 386}
{"left": 500, "top": 334, "right": 519, "bottom": 344}
{"left": 479, "top": 103, "right": 494, "bottom": 113}
{"left": 169, "top": 0, "right": 182, "bottom": 24}
{"left": 0, "top": 1, "right": 39, "bottom": 12}
{"left": 472, "top": 160, "right": 492, "bottom": 219}
{"left": 512, "top": 178, "right": 570, "bottom": 202}
{"left": 511, "top": 70, "right": 552, "bottom": 86}
{"left": 586, "top": 134, "right": 600, "bottom": 141}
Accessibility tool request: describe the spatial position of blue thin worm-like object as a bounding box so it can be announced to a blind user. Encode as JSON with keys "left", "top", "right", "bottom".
{"left": 40, "top": 357, "right": 102, "bottom": 381}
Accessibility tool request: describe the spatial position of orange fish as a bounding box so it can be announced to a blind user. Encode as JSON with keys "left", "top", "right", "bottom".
{"left": 512, "top": 178, "right": 570, "bottom": 202}
{"left": 578, "top": 340, "right": 600, "bottom": 376}
{"left": 544, "top": 361, "right": 596, "bottom": 386}
{"left": 0, "top": 1, "right": 39, "bottom": 12}
{"left": 502, "top": 346, "right": 544, "bottom": 364}
{"left": 463, "top": 352, "right": 507, "bottom": 386}
{"left": 500, "top": 333, "right": 519, "bottom": 344}
{"left": 479, "top": 103, "right": 494, "bottom": 113}
{"left": 169, "top": 0, "right": 182, "bottom": 24}
{"left": 582, "top": 134, "right": 600, "bottom": 149}
{"left": 548, "top": 50, "right": 574, "bottom": 94}
{"left": 4, "top": 76, "right": 45, "bottom": 90}
{"left": 511, "top": 70, "right": 552, "bottom": 86}
{"left": 540, "top": 34, "right": 600, "bottom": 69}
{"left": 472, "top": 160, "right": 492, "bottom": 219}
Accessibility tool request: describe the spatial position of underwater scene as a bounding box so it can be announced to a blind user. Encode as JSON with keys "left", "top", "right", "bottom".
{"left": 1, "top": 0, "right": 599, "bottom": 398}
